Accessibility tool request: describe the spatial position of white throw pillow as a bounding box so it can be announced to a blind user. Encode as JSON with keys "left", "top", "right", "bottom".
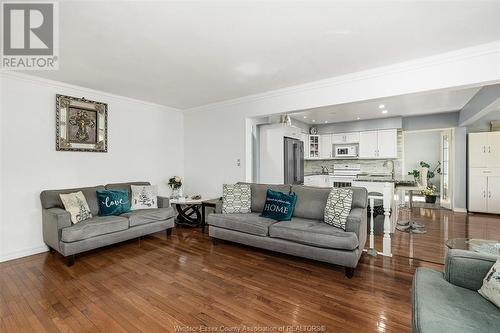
{"left": 324, "top": 188, "right": 353, "bottom": 230}
{"left": 59, "top": 191, "right": 93, "bottom": 224}
{"left": 478, "top": 258, "right": 500, "bottom": 308}
{"left": 131, "top": 185, "right": 158, "bottom": 210}
{"left": 222, "top": 184, "right": 251, "bottom": 214}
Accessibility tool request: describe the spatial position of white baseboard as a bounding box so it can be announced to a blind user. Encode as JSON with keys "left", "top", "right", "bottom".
{"left": 0, "top": 245, "right": 48, "bottom": 263}
{"left": 453, "top": 207, "right": 468, "bottom": 213}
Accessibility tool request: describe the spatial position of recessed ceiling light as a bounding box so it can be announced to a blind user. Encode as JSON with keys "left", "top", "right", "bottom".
{"left": 382, "top": 110, "right": 388, "bottom": 114}
{"left": 378, "top": 104, "right": 385, "bottom": 109}
{"left": 303, "top": 116, "right": 307, "bottom": 119}
{"left": 357, "top": 117, "right": 361, "bottom": 120}
{"left": 312, "top": 119, "right": 316, "bottom": 123}
{"left": 324, "top": 121, "right": 328, "bottom": 123}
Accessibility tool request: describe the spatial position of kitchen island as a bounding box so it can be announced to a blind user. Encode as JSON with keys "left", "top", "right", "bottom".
{"left": 352, "top": 175, "right": 417, "bottom": 257}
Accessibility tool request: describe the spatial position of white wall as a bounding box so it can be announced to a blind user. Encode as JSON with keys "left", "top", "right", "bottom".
{"left": 404, "top": 131, "right": 442, "bottom": 189}
{"left": 184, "top": 42, "right": 500, "bottom": 198}
{"left": 0, "top": 73, "right": 184, "bottom": 262}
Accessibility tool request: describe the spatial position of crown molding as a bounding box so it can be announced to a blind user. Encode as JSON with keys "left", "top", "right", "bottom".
{"left": 0, "top": 71, "right": 182, "bottom": 112}
{"left": 185, "top": 40, "right": 500, "bottom": 114}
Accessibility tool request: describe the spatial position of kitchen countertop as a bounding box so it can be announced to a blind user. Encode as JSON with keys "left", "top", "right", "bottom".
{"left": 353, "top": 175, "right": 417, "bottom": 186}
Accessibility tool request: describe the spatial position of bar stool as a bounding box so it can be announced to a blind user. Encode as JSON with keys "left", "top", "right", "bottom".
{"left": 396, "top": 168, "right": 427, "bottom": 234}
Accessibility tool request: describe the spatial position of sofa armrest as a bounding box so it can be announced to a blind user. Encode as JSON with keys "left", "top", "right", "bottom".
{"left": 444, "top": 249, "right": 497, "bottom": 291}
{"left": 157, "top": 196, "right": 170, "bottom": 208}
{"left": 42, "top": 208, "right": 71, "bottom": 251}
{"left": 345, "top": 207, "right": 367, "bottom": 249}
{"left": 215, "top": 198, "right": 222, "bottom": 214}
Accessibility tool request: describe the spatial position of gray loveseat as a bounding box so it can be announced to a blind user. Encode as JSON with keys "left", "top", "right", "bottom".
{"left": 208, "top": 183, "right": 368, "bottom": 278}
{"left": 41, "top": 181, "right": 175, "bottom": 266}
{"left": 412, "top": 249, "right": 500, "bottom": 333}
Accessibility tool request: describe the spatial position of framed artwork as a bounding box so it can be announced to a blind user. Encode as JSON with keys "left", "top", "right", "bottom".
{"left": 56, "top": 94, "right": 108, "bottom": 152}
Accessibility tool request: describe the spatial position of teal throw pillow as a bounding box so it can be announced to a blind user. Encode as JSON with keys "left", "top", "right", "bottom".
{"left": 260, "top": 189, "right": 297, "bottom": 221}
{"left": 97, "top": 190, "right": 131, "bottom": 216}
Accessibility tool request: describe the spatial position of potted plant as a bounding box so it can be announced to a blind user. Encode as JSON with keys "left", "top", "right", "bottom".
{"left": 421, "top": 185, "right": 438, "bottom": 203}
{"left": 408, "top": 161, "right": 441, "bottom": 203}
{"left": 168, "top": 176, "right": 183, "bottom": 198}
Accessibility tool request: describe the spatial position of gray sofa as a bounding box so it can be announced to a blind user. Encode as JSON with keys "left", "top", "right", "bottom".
{"left": 208, "top": 183, "right": 368, "bottom": 278}
{"left": 40, "top": 181, "right": 175, "bottom": 266}
{"left": 413, "top": 249, "right": 500, "bottom": 333}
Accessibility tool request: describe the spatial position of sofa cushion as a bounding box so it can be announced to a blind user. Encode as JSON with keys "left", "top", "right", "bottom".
{"left": 238, "top": 182, "right": 291, "bottom": 213}
{"left": 61, "top": 215, "right": 129, "bottom": 242}
{"left": 269, "top": 217, "right": 359, "bottom": 250}
{"left": 222, "top": 183, "right": 251, "bottom": 214}
{"left": 290, "top": 185, "right": 331, "bottom": 220}
{"left": 121, "top": 207, "right": 175, "bottom": 227}
{"left": 207, "top": 212, "right": 278, "bottom": 236}
{"left": 40, "top": 185, "right": 104, "bottom": 215}
{"left": 413, "top": 268, "right": 500, "bottom": 333}
{"left": 261, "top": 189, "right": 297, "bottom": 221}
{"left": 105, "top": 182, "right": 150, "bottom": 201}
{"left": 324, "top": 188, "right": 353, "bottom": 230}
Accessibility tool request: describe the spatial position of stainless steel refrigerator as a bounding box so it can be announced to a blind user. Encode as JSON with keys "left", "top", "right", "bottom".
{"left": 284, "top": 137, "right": 304, "bottom": 185}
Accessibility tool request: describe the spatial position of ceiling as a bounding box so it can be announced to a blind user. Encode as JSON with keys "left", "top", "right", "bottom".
{"left": 289, "top": 87, "right": 481, "bottom": 124}
{"left": 28, "top": 1, "right": 500, "bottom": 109}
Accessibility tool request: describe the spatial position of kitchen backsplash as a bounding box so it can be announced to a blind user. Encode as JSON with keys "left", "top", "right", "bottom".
{"left": 304, "top": 159, "right": 397, "bottom": 175}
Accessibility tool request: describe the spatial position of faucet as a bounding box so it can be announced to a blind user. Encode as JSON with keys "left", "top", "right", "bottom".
{"left": 320, "top": 165, "right": 329, "bottom": 174}
{"left": 383, "top": 160, "right": 395, "bottom": 179}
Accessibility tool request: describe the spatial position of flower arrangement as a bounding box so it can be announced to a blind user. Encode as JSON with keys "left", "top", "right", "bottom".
{"left": 168, "top": 176, "right": 182, "bottom": 190}
{"left": 421, "top": 185, "right": 436, "bottom": 196}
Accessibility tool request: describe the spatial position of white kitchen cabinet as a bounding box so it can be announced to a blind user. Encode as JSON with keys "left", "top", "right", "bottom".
{"left": 487, "top": 176, "right": 500, "bottom": 214}
{"left": 377, "top": 129, "right": 398, "bottom": 158}
{"left": 469, "top": 132, "right": 500, "bottom": 168}
{"left": 303, "top": 175, "right": 331, "bottom": 187}
{"left": 468, "top": 168, "right": 500, "bottom": 213}
{"left": 359, "top": 131, "right": 379, "bottom": 158}
{"left": 468, "top": 173, "right": 488, "bottom": 213}
{"left": 332, "top": 132, "right": 360, "bottom": 144}
{"left": 319, "top": 134, "right": 333, "bottom": 158}
{"left": 308, "top": 135, "right": 320, "bottom": 159}
{"left": 468, "top": 132, "right": 500, "bottom": 213}
{"left": 359, "top": 129, "right": 397, "bottom": 159}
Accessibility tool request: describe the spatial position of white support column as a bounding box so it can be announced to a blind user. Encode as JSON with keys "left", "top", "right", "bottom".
{"left": 369, "top": 197, "right": 375, "bottom": 250}
{"left": 383, "top": 182, "right": 393, "bottom": 257}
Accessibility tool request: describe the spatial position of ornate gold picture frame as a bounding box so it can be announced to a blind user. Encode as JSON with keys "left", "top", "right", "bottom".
{"left": 56, "top": 94, "right": 108, "bottom": 152}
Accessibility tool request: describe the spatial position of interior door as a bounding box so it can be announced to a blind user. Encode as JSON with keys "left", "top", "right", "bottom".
{"left": 377, "top": 129, "right": 397, "bottom": 158}
{"left": 440, "top": 130, "right": 453, "bottom": 209}
{"left": 487, "top": 176, "right": 500, "bottom": 214}
{"left": 359, "top": 131, "right": 378, "bottom": 158}
{"left": 469, "top": 174, "right": 488, "bottom": 213}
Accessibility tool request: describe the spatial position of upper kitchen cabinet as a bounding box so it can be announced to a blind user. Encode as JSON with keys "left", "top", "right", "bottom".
{"left": 319, "top": 134, "right": 333, "bottom": 158}
{"left": 469, "top": 132, "right": 500, "bottom": 168}
{"left": 359, "top": 129, "right": 397, "bottom": 159}
{"left": 308, "top": 134, "right": 320, "bottom": 159}
{"left": 332, "top": 132, "right": 360, "bottom": 144}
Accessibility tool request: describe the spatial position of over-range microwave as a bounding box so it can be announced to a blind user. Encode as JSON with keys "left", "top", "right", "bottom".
{"left": 335, "top": 145, "right": 358, "bottom": 158}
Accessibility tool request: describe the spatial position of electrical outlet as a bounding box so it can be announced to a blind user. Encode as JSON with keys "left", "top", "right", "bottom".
{"left": 236, "top": 159, "right": 241, "bottom": 167}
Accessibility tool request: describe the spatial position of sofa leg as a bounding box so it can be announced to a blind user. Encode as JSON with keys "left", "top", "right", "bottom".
{"left": 166, "top": 228, "right": 172, "bottom": 237}
{"left": 65, "top": 255, "right": 75, "bottom": 267}
{"left": 345, "top": 267, "right": 355, "bottom": 278}
{"left": 212, "top": 237, "right": 219, "bottom": 245}
{"left": 48, "top": 247, "right": 56, "bottom": 254}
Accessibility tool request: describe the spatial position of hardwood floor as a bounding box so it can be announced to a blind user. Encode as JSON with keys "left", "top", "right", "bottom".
{"left": 0, "top": 208, "right": 498, "bottom": 333}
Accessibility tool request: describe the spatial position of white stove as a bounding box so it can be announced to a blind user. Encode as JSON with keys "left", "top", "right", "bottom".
{"left": 331, "top": 164, "right": 360, "bottom": 187}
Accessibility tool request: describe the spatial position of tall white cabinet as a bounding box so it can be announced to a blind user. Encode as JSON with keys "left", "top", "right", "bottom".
{"left": 468, "top": 132, "right": 500, "bottom": 214}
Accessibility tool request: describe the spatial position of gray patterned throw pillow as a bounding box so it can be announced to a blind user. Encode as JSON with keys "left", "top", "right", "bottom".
{"left": 324, "top": 188, "right": 353, "bottom": 230}
{"left": 222, "top": 184, "right": 251, "bottom": 214}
